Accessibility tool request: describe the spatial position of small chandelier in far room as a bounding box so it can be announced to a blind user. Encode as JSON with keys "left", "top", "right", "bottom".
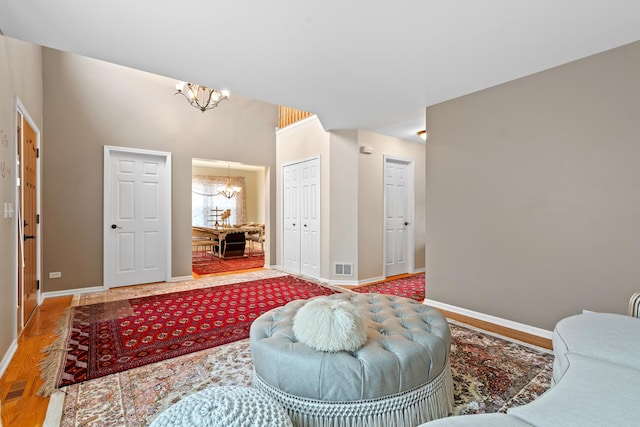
{"left": 220, "top": 163, "right": 241, "bottom": 199}
{"left": 174, "top": 81, "right": 229, "bottom": 112}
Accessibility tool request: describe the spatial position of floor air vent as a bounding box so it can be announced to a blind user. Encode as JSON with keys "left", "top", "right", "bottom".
{"left": 334, "top": 263, "right": 353, "bottom": 276}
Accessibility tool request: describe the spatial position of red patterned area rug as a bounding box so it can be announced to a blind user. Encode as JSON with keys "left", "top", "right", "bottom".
{"left": 50, "top": 276, "right": 336, "bottom": 390}
{"left": 57, "top": 322, "right": 554, "bottom": 426}
{"left": 352, "top": 273, "right": 425, "bottom": 301}
{"left": 192, "top": 252, "right": 264, "bottom": 275}
{"left": 449, "top": 322, "right": 553, "bottom": 414}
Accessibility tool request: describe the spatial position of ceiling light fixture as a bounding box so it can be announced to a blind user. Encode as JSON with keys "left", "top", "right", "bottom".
{"left": 417, "top": 130, "right": 428, "bottom": 141}
{"left": 219, "top": 163, "right": 241, "bottom": 199}
{"left": 175, "top": 81, "right": 229, "bottom": 112}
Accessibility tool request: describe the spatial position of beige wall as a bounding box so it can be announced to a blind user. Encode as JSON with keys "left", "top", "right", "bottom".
{"left": 426, "top": 41, "right": 640, "bottom": 331}
{"left": 276, "top": 116, "right": 332, "bottom": 277}
{"left": 357, "top": 130, "right": 426, "bottom": 280}
{"left": 328, "top": 130, "right": 359, "bottom": 281}
{"left": 276, "top": 117, "right": 425, "bottom": 283}
{"left": 42, "top": 48, "right": 278, "bottom": 292}
{"left": 0, "top": 35, "right": 43, "bottom": 367}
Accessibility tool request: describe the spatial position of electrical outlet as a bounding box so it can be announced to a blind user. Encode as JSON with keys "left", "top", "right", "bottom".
{"left": 49, "top": 272, "right": 62, "bottom": 279}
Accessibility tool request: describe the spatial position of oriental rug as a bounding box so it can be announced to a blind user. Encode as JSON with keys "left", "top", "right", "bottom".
{"left": 192, "top": 251, "right": 264, "bottom": 275}
{"left": 56, "top": 322, "right": 553, "bottom": 427}
{"left": 44, "top": 275, "right": 337, "bottom": 393}
{"left": 352, "top": 273, "right": 425, "bottom": 301}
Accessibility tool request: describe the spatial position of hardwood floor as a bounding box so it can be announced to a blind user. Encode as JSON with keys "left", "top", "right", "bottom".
{"left": 439, "top": 309, "right": 552, "bottom": 350}
{"left": 0, "top": 296, "right": 71, "bottom": 427}
{"left": 0, "top": 275, "right": 551, "bottom": 426}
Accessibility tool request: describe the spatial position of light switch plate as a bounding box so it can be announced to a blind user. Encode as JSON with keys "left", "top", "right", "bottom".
{"left": 4, "top": 202, "right": 14, "bottom": 218}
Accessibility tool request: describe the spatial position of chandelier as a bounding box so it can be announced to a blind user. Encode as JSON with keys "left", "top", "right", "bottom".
{"left": 174, "top": 81, "right": 229, "bottom": 112}
{"left": 220, "top": 163, "right": 241, "bottom": 199}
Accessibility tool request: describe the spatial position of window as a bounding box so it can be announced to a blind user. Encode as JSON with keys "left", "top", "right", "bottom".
{"left": 192, "top": 175, "right": 246, "bottom": 227}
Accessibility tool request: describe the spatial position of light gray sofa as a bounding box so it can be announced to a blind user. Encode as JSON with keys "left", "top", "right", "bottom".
{"left": 420, "top": 297, "right": 640, "bottom": 427}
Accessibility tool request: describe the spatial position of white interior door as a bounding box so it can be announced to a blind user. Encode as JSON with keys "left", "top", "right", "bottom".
{"left": 282, "top": 163, "right": 300, "bottom": 273}
{"left": 384, "top": 157, "right": 413, "bottom": 277}
{"left": 282, "top": 157, "right": 320, "bottom": 278}
{"left": 104, "top": 146, "right": 171, "bottom": 288}
{"left": 300, "top": 159, "right": 320, "bottom": 278}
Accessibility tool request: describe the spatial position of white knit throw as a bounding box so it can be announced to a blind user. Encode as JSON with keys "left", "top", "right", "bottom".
{"left": 149, "top": 385, "right": 292, "bottom": 427}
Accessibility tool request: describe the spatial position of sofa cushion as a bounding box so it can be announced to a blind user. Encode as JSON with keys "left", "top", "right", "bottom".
{"left": 509, "top": 353, "right": 640, "bottom": 427}
{"left": 553, "top": 312, "right": 640, "bottom": 383}
{"left": 419, "top": 413, "right": 532, "bottom": 426}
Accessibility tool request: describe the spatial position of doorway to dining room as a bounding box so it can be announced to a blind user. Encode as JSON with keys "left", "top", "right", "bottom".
{"left": 191, "top": 159, "right": 267, "bottom": 276}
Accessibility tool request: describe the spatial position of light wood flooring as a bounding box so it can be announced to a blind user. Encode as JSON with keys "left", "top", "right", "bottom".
{"left": 0, "top": 276, "right": 551, "bottom": 427}
{"left": 1, "top": 296, "right": 72, "bottom": 427}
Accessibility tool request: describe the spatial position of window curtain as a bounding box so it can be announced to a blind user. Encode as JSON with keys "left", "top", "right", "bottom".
{"left": 192, "top": 175, "right": 246, "bottom": 227}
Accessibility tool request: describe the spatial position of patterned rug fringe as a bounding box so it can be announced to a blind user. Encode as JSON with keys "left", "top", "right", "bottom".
{"left": 38, "top": 307, "right": 73, "bottom": 396}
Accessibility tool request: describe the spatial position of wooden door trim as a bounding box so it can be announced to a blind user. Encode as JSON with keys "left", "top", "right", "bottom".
{"left": 382, "top": 155, "right": 415, "bottom": 278}
{"left": 14, "top": 97, "right": 42, "bottom": 333}
{"left": 103, "top": 146, "right": 172, "bottom": 288}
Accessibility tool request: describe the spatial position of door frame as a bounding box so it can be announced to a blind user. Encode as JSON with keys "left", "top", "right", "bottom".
{"left": 382, "top": 155, "right": 415, "bottom": 278}
{"left": 281, "top": 155, "right": 321, "bottom": 279}
{"left": 13, "top": 97, "right": 41, "bottom": 333}
{"left": 103, "top": 145, "right": 172, "bottom": 288}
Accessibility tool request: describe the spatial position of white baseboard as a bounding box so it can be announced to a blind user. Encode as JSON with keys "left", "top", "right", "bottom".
{"left": 424, "top": 298, "right": 553, "bottom": 341}
{"left": 41, "top": 286, "right": 104, "bottom": 301}
{"left": 0, "top": 339, "right": 18, "bottom": 379}
{"left": 358, "top": 275, "right": 386, "bottom": 285}
{"left": 327, "top": 273, "right": 428, "bottom": 287}
{"left": 412, "top": 268, "right": 426, "bottom": 274}
{"left": 327, "top": 278, "right": 360, "bottom": 286}
{"left": 43, "top": 390, "right": 65, "bottom": 427}
{"left": 327, "top": 275, "right": 386, "bottom": 286}
{"left": 170, "top": 275, "right": 193, "bottom": 282}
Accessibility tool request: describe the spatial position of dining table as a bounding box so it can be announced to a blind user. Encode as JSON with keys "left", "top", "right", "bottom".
{"left": 192, "top": 225, "right": 262, "bottom": 259}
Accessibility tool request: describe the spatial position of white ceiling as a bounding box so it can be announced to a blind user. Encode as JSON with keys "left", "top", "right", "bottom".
{"left": 1, "top": 1, "right": 639, "bottom": 143}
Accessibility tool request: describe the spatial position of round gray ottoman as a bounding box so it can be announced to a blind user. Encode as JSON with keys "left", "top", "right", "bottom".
{"left": 149, "top": 385, "right": 292, "bottom": 427}
{"left": 250, "top": 293, "right": 453, "bottom": 427}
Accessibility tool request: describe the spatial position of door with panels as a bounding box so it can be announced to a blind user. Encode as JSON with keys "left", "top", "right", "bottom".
{"left": 104, "top": 147, "right": 171, "bottom": 288}
{"left": 384, "top": 157, "right": 413, "bottom": 277}
{"left": 282, "top": 157, "right": 320, "bottom": 278}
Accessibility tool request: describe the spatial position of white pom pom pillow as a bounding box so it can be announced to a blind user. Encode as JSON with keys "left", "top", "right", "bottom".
{"left": 292, "top": 297, "right": 368, "bottom": 352}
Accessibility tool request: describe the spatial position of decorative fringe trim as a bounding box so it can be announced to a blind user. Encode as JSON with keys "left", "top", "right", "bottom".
{"left": 253, "top": 360, "right": 453, "bottom": 427}
{"left": 37, "top": 307, "right": 73, "bottom": 396}
{"left": 71, "top": 293, "right": 81, "bottom": 307}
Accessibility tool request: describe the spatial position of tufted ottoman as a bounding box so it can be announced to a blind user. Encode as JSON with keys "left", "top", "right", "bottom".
{"left": 250, "top": 293, "right": 453, "bottom": 427}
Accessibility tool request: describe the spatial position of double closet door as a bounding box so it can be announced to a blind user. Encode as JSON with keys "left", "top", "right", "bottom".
{"left": 282, "top": 158, "right": 320, "bottom": 279}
